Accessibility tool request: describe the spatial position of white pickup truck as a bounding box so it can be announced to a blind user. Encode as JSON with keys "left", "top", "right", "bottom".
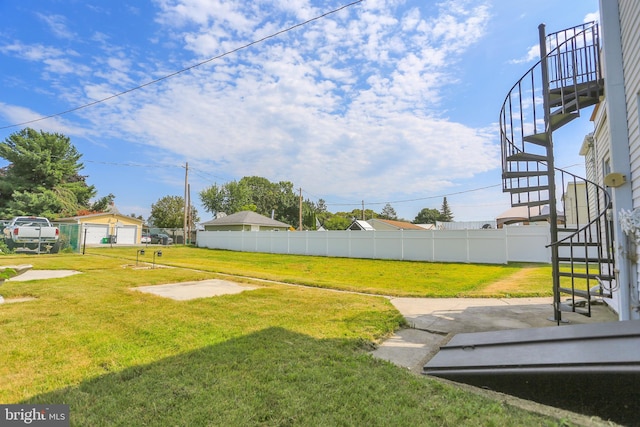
{"left": 3, "top": 216, "right": 60, "bottom": 253}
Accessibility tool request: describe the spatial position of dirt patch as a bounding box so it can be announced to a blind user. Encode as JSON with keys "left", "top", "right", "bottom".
{"left": 467, "top": 265, "right": 544, "bottom": 296}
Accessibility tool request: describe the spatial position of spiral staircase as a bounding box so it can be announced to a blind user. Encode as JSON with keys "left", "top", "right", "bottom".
{"left": 499, "top": 23, "right": 615, "bottom": 323}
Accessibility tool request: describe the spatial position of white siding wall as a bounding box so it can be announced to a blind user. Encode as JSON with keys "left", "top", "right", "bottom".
{"left": 621, "top": 0, "right": 640, "bottom": 209}
{"left": 581, "top": 134, "right": 599, "bottom": 216}
{"left": 620, "top": 0, "right": 640, "bottom": 307}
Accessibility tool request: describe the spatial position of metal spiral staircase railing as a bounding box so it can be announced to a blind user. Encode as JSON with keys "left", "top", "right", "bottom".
{"left": 499, "top": 22, "right": 615, "bottom": 323}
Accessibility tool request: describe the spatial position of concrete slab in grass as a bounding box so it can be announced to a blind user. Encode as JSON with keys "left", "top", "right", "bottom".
{"left": 133, "top": 279, "right": 259, "bottom": 301}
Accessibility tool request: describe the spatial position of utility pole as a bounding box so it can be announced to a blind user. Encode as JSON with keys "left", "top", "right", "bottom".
{"left": 183, "top": 162, "right": 188, "bottom": 245}
{"left": 187, "top": 183, "right": 191, "bottom": 245}
{"left": 362, "top": 200, "right": 365, "bottom": 220}
{"left": 298, "top": 187, "right": 303, "bottom": 231}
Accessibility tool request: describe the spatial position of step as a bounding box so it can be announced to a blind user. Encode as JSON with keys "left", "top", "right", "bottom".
{"left": 528, "top": 214, "right": 550, "bottom": 222}
{"left": 558, "top": 301, "right": 590, "bottom": 316}
{"left": 558, "top": 286, "right": 613, "bottom": 299}
{"left": 523, "top": 132, "right": 549, "bottom": 146}
{"left": 504, "top": 185, "right": 549, "bottom": 194}
{"left": 506, "top": 152, "right": 548, "bottom": 162}
{"left": 555, "top": 227, "right": 580, "bottom": 232}
{"left": 502, "top": 170, "right": 548, "bottom": 179}
{"left": 557, "top": 256, "right": 614, "bottom": 263}
{"left": 558, "top": 272, "right": 615, "bottom": 281}
{"left": 550, "top": 96, "right": 599, "bottom": 116}
{"left": 549, "top": 93, "right": 601, "bottom": 111}
{"left": 511, "top": 199, "right": 549, "bottom": 208}
{"left": 549, "top": 81, "right": 604, "bottom": 101}
{"left": 549, "top": 111, "right": 579, "bottom": 131}
{"left": 558, "top": 287, "right": 591, "bottom": 300}
{"left": 556, "top": 241, "right": 601, "bottom": 247}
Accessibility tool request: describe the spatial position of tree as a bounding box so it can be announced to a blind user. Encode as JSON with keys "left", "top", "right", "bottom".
{"left": 440, "top": 197, "right": 454, "bottom": 222}
{"left": 322, "top": 215, "right": 352, "bottom": 230}
{"left": 413, "top": 208, "right": 442, "bottom": 224}
{"left": 149, "top": 195, "right": 199, "bottom": 228}
{"left": 199, "top": 176, "right": 298, "bottom": 225}
{"left": 0, "top": 128, "right": 96, "bottom": 217}
{"left": 316, "top": 199, "right": 327, "bottom": 214}
{"left": 379, "top": 203, "right": 398, "bottom": 220}
{"left": 89, "top": 193, "right": 115, "bottom": 213}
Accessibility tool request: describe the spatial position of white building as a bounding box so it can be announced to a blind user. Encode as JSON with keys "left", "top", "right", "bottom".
{"left": 591, "top": 0, "right": 640, "bottom": 320}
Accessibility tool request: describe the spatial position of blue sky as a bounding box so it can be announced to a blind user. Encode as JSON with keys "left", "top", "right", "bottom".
{"left": 0, "top": 0, "right": 599, "bottom": 222}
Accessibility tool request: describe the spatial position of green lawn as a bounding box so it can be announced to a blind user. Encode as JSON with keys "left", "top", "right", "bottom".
{"left": 85, "top": 246, "right": 554, "bottom": 297}
{"left": 0, "top": 249, "right": 562, "bottom": 426}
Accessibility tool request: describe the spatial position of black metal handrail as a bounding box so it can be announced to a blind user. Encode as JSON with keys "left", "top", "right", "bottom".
{"left": 500, "top": 22, "right": 600, "bottom": 190}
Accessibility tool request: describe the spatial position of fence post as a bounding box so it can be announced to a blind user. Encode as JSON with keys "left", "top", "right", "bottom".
{"left": 466, "top": 230, "right": 469, "bottom": 262}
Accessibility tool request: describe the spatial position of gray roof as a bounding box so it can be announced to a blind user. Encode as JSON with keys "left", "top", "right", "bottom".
{"left": 201, "top": 211, "right": 291, "bottom": 228}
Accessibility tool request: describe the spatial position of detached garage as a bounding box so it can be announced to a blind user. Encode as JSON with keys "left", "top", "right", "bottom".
{"left": 57, "top": 213, "right": 144, "bottom": 245}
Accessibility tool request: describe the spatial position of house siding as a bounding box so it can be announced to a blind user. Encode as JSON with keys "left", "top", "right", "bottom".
{"left": 591, "top": 104, "right": 611, "bottom": 217}
{"left": 581, "top": 134, "right": 598, "bottom": 216}
{"left": 619, "top": 0, "right": 640, "bottom": 295}
{"left": 621, "top": 0, "right": 640, "bottom": 210}
{"left": 591, "top": 0, "right": 640, "bottom": 319}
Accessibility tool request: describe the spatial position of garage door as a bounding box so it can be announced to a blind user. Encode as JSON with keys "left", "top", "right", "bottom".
{"left": 114, "top": 225, "right": 137, "bottom": 244}
{"left": 83, "top": 224, "right": 109, "bottom": 244}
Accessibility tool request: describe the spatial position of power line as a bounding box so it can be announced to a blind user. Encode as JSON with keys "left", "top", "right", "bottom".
{"left": 84, "top": 159, "right": 231, "bottom": 183}
{"left": 0, "top": 0, "right": 364, "bottom": 130}
{"left": 315, "top": 184, "right": 504, "bottom": 208}
{"left": 310, "top": 161, "right": 584, "bottom": 208}
{"left": 85, "top": 160, "right": 180, "bottom": 168}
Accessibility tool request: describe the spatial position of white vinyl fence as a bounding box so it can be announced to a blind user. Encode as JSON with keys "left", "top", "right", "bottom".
{"left": 197, "top": 225, "right": 553, "bottom": 264}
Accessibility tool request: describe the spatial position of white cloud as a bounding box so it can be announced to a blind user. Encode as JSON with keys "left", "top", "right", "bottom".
{"left": 5, "top": 0, "right": 499, "bottom": 214}
{"left": 36, "top": 13, "right": 75, "bottom": 39}
{"left": 0, "top": 103, "right": 92, "bottom": 137}
{"left": 0, "top": 42, "right": 88, "bottom": 76}
{"left": 0, "top": 42, "right": 65, "bottom": 61}
{"left": 584, "top": 11, "right": 599, "bottom": 24}
{"left": 508, "top": 44, "right": 539, "bottom": 64}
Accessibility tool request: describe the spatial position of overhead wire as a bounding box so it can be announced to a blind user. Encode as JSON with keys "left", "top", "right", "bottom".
{"left": 318, "top": 183, "right": 504, "bottom": 208}
{"left": 83, "top": 158, "right": 585, "bottom": 212}
{"left": 0, "top": 0, "right": 365, "bottom": 130}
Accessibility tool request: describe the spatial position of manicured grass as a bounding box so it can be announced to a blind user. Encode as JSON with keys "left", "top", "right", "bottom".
{"left": 0, "top": 251, "right": 563, "bottom": 426}
{"left": 84, "top": 246, "right": 554, "bottom": 297}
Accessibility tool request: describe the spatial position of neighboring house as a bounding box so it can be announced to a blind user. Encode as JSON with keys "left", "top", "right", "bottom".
{"left": 367, "top": 218, "right": 426, "bottom": 231}
{"left": 201, "top": 211, "right": 291, "bottom": 231}
{"left": 56, "top": 212, "right": 144, "bottom": 245}
{"left": 436, "top": 220, "right": 497, "bottom": 230}
{"left": 561, "top": 181, "right": 589, "bottom": 226}
{"left": 495, "top": 206, "right": 564, "bottom": 229}
{"left": 347, "top": 220, "right": 375, "bottom": 231}
{"left": 414, "top": 223, "right": 436, "bottom": 230}
{"left": 347, "top": 219, "right": 426, "bottom": 231}
{"left": 585, "top": 0, "right": 640, "bottom": 320}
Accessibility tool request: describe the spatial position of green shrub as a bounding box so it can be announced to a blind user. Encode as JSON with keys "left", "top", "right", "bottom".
{"left": 0, "top": 240, "right": 14, "bottom": 255}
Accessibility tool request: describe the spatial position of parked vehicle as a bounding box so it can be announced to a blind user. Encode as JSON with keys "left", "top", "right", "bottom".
{"left": 141, "top": 232, "right": 151, "bottom": 244}
{"left": 150, "top": 233, "right": 173, "bottom": 245}
{"left": 3, "top": 216, "right": 60, "bottom": 253}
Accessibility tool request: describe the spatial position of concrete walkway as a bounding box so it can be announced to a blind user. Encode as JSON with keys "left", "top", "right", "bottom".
{"left": 371, "top": 297, "right": 618, "bottom": 374}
